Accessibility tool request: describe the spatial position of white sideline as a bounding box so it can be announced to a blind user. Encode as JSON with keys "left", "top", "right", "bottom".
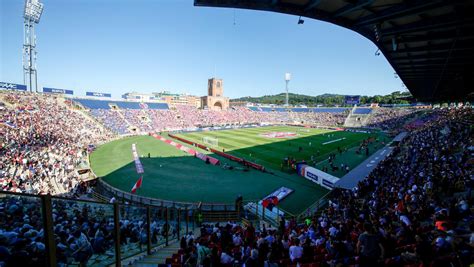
{"left": 322, "top": 137, "right": 346, "bottom": 145}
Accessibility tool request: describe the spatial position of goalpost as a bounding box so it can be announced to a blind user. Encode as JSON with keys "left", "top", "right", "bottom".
{"left": 202, "top": 136, "right": 219, "bottom": 147}
{"left": 298, "top": 128, "right": 311, "bottom": 133}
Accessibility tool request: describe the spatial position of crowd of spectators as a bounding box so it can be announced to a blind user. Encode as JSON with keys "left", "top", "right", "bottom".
{"left": 1, "top": 90, "right": 472, "bottom": 266}
{"left": 0, "top": 92, "right": 113, "bottom": 195}
{"left": 174, "top": 108, "right": 474, "bottom": 267}
{"left": 86, "top": 105, "right": 349, "bottom": 134}
{"left": 0, "top": 194, "right": 179, "bottom": 266}
{"left": 90, "top": 109, "right": 129, "bottom": 135}
{"left": 366, "top": 108, "right": 420, "bottom": 131}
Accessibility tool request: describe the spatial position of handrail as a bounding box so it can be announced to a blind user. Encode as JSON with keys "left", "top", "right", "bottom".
{"left": 295, "top": 190, "right": 333, "bottom": 221}
{"left": 98, "top": 179, "right": 273, "bottom": 212}
{"left": 0, "top": 189, "right": 196, "bottom": 266}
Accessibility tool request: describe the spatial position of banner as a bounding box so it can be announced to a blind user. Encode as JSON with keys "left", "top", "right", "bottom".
{"left": 261, "top": 187, "right": 293, "bottom": 202}
{"left": 43, "top": 87, "right": 74, "bottom": 95}
{"left": 0, "top": 82, "right": 27, "bottom": 91}
{"left": 86, "top": 92, "right": 111, "bottom": 98}
{"left": 131, "top": 144, "right": 144, "bottom": 174}
{"left": 297, "top": 164, "right": 340, "bottom": 190}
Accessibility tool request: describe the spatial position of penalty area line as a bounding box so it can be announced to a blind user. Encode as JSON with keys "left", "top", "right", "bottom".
{"left": 322, "top": 137, "right": 346, "bottom": 145}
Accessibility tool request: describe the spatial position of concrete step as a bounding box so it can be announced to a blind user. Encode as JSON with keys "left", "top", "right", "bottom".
{"left": 126, "top": 229, "right": 199, "bottom": 267}
{"left": 130, "top": 239, "right": 182, "bottom": 266}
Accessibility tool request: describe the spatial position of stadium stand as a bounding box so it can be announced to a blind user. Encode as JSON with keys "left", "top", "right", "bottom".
{"left": 73, "top": 99, "right": 350, "bottom": 134}
{"left": 1, "top": 90, "right": 472, "bottom": 266}
{"left": 161, "top": 108, "right": 474, "bottom": 267}
{"left": 74, "top": 98, "right": 113, "bottom": 109}
{"left": 0, "top": 92, "right": 113, "bottom": 195}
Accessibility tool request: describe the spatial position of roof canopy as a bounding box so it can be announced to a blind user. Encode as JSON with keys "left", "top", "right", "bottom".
{"left": 195, "top": 0, "right": 474, "bottom": 101}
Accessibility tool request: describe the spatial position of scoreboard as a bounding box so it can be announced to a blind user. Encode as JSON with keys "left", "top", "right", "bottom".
{"left": 345, "top": 95, "right": 360, "bottom": 105}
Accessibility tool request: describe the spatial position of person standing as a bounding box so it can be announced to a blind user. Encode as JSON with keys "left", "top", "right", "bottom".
{"left": 357, "top": 223, "right": 384, "bottom": 267}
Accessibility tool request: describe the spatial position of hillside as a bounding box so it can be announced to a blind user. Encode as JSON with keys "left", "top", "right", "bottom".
{"left": 231, "top": 91, "right": 411, "bottom": 106}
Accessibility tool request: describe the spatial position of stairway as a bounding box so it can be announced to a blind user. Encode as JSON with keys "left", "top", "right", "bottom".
{"left": 130, "top": 239, "right": 181, "bottom": 267}
{"left": 128, "top": 227, "right": 201, "bottom": 267}
{"left": 114, "top": 108, "right": 135, "bottom": 129}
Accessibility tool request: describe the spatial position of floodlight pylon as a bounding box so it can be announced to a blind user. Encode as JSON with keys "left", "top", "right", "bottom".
{"left": 23, "top": 0, "right": 43, "bottom": 92}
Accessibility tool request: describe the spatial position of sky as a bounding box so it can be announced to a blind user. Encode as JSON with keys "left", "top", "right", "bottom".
{"left": 0, "top": 0, "right": 404, "bottom": 99}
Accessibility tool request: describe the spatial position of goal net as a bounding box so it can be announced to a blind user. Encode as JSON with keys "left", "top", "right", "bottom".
{"left": 298, "top": 128, "right": 310, "bottom": 133}
{"left": 202, "top": 136, "right": 218, "bottom": 147}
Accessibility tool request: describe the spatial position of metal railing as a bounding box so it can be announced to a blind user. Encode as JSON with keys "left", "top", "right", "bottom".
{"left": 97, "top": 179, "right": 237, "bottom": 211}
{"left": 98, "top": 178, "right": 331, "bottom": 227}
{"left": 0, "top": 190, "right": 196, "bottom": 267}
{"left": 295, "top": 190, "right": 333, "bottom": 222}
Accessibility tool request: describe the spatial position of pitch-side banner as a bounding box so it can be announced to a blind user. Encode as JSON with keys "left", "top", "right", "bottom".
{"left": 131, "top": 144, "right": 144, "bottom": 174}
{"left": 297, "top": 164, "right": 340, "bottom": 190}
{"left": 0, "top": 82, "right": 27, "bottom": 91}
{"left": 86, "top": 92, "right": 111, "bottom": 98}
{"left": 43, "top": 87, "right": 74, "bottom": 95}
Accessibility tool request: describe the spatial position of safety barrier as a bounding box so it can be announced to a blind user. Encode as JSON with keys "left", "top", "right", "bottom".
{"left": 97, "top": 179, "right": 238, "bottom": 211}
{"left": 0, "top": 190, "right": 195, "bottom": 267}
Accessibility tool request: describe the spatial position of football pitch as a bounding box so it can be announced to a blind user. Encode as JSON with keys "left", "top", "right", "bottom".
{"left": 175, "top": 125, "right": 387, "bottom": 178}
{"left": 90, "top": 126, "right": 387, "bottom": 215}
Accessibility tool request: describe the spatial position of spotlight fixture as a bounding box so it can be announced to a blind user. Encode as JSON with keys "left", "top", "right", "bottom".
{"left": 298, "top": 16, "right": 304, "bottom": 24}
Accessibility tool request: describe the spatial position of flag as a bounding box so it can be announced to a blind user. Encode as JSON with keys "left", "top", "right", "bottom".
{"left": 262, "top": 196, "right": 279, "bottom": 211}
{"left": 131, "top": 176, "right": 143, "bottom": 194}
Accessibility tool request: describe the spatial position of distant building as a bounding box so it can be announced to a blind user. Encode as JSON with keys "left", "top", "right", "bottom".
{"left": 201, "top": 78, "right": 229, "bottom": 110}
{"left": 121, "top": 91, "right": 200, "bottom": 107}
{"left": 153, "top": 91, "right": 201, "bottom": 108}
{"left": 229, "top": 101, "right": 247, "bottom": 107}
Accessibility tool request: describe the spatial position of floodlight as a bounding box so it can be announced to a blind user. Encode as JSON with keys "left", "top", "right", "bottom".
{"left": 284, "top": 73, "right": 291, "bottom": 106}
{"left": 24, "top": 0, "right": 44, "bottom": 24}
{"left": 23, "top": 0, "right": 44, "bottom": 92}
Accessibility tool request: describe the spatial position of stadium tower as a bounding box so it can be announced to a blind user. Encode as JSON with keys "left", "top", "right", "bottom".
{"left": 201, "top": 78, "right": 229, "bottom": 110}
{"left": 23, "top": 0, "right": 44, "bottom": 92}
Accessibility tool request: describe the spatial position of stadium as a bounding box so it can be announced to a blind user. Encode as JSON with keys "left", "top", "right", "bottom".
{"left": 0, "top": 1, "right": 473, "bottom": 267}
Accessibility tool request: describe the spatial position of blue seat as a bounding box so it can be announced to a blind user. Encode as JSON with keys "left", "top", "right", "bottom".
{"left": 73, "top": 98, "right": 111, "bottom": 109}
{"left": 353, "top": 108, "right": 372, "bottom": 114}
{"left": 147, "top": 102, "right": 169, "bottom": 110}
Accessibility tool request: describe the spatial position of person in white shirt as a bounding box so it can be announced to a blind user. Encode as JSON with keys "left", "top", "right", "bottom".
{"left": 289, "top": 239, "right": 303, "bottom": 262}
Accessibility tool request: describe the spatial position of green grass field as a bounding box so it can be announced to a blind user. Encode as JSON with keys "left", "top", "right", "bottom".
{"left": 176, "top": 126, "right": 387, "bottom": 177}
{"left": 90, "top": 135, "right": 328, "bottom": 215}
{"left": 90, "top": 126, "right": 386, "bottom": 215}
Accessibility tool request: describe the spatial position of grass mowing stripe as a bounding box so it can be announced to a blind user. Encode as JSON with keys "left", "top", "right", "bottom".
{"left": 178, "top": 126, "right": 387, "bottom": 176}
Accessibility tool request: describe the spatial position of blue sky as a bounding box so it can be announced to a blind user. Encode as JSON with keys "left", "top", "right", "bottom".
{"left": 1, "top": 0, "right": 403, "bottom": 99}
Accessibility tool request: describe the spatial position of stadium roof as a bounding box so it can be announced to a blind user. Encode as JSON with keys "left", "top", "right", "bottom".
{"left": 194, "top": 0, "right": 474, "bottom": 102}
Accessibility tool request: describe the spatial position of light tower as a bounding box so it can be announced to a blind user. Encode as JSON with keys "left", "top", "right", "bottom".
{"left": 284, "top": 72, "right": 291, "bottom": 106}
{"left": 23, "top": 0, "right": 44, "bottom": 92}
